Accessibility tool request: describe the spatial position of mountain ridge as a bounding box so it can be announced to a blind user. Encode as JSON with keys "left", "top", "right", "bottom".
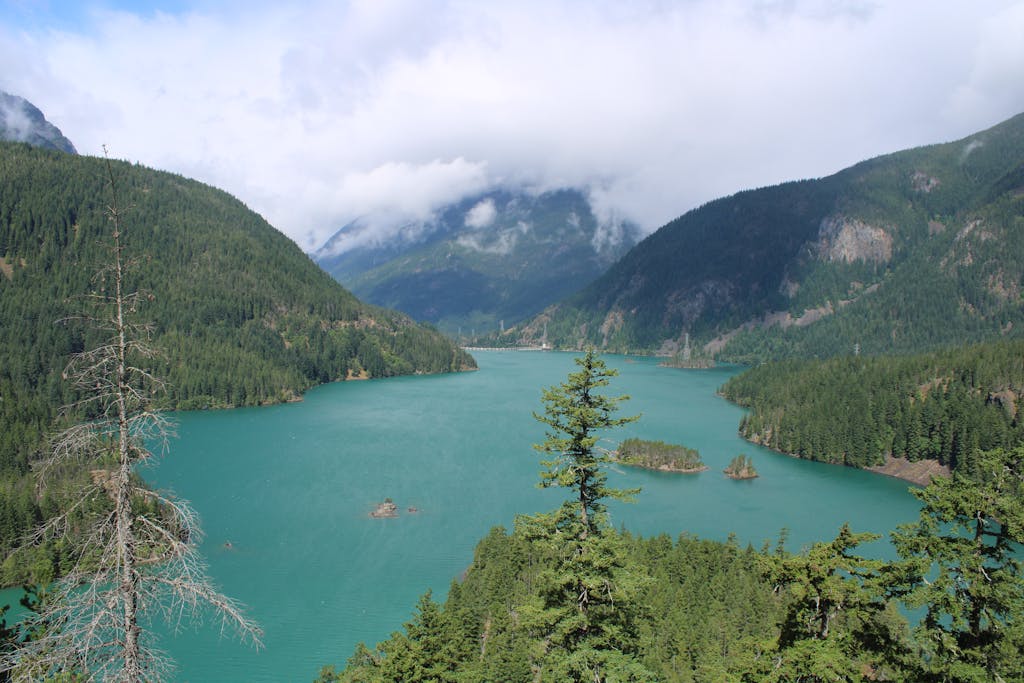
{"left": 518, "top": 111, "right": 1024, "bottom": 359}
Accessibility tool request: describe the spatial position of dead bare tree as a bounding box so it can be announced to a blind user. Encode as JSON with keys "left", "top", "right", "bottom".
{"left": 0, "top": 149, "right": 261, "bottom": 682}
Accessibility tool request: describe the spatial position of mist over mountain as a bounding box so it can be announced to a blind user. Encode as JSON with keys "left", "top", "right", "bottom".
{"left": 315, "top": 187, "right": 642, "bottom": 334}
{"left": 0, "top": 91, "right": 76, "bottom": 154}
{"left": 522, "top": 111, "right": 1024, "bottom": 360}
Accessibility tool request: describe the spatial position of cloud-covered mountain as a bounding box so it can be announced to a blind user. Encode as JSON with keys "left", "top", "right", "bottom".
{"left": 314, "top": 188, "right": 642, "bottom": 334}
{"left": 0, "top": 91, "right": 76, "bottom": 153}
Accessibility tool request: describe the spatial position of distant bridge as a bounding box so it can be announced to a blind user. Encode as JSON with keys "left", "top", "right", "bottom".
{"left": 461, "top": 344, "right": 551, "bottom": 352}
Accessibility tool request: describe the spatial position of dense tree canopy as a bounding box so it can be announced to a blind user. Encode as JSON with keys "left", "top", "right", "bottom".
{"left": 721, "top": 339, "right": 1024, "bottom": 473}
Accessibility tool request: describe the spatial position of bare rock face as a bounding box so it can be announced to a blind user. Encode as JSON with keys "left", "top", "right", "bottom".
{"left": 370, "top": 498, "right": 399, "bottom": 518}
{"left": 816, "top": 215, "right": 893, "bottom": 264}
{"left": 988, "top": 389, "right": 1018, "bottom": 419}
{"left": 911, "top": 171, "right": 940, "bottom": 193}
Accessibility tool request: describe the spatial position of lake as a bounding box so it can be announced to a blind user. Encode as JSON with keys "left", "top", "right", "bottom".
{"left": 141, "top": 351, "right": 921, "bottom": 682}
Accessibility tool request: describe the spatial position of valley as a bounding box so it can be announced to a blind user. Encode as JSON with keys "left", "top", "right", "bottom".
{"left": 0, "top": 87, "right": 1022, "bottom": 681}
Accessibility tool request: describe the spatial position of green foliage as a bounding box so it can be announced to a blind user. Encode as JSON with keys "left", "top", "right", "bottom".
{"left": 617, "top": 438, "right": 704, "bottom": 472}
{"left": 532, "top": 350, "right": 640, "bottom": 538}
{"left": 721, "top": 339, "right": 1024, "bottom": 472}
{"left": 327, "top": 528, "right": 783, "bottom": 683}
{"left": 511, "top": 513, "right": 653, "bottom": 682}
{"left": 0, "top": 603, "right": 14, "bottom": 682}
{"left": 751, "top": 524, "right": 912, "bottom": 681}
{"left": 892, "top": 445, "right": 1024, "bottom": 681}
{"left": 522, "top": 349, "right": 649, "bottom": 680}
{"left": 0, "top": 142, "right": 474, "bottom": 584}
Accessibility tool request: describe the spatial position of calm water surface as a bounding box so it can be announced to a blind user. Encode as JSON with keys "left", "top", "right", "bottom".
{"left": 145, "top": 351, "right": 921, "bottom": 682}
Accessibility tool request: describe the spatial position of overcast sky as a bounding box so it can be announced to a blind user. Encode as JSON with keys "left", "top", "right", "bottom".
{"left": 2, "top": 0, "right": 1023, "bottom": 251}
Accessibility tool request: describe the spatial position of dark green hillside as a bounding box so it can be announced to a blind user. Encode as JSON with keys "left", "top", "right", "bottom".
{"left": 315, "top": 188, "right": 641, "bottom": 335}
{"left": 527, "top": 112, "right": 1024, "bottom": 359}
{"left": 721, "top": 339, "right": 1024, "bottom": 474}
{"left": 533, "top": 179, "right": 838, "bottom": 351}
{"left": 0, "top": 142, "right": 474, "bottom": 580}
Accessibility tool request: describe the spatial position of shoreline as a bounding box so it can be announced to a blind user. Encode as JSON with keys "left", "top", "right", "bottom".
{"left": 471, "top": 350, "right": 946, "bottom": 488}
{"left": 866, "top": 454, "right": 951, "bottom": 487}
{"left": 619, "top": 461, "right": 709, "bottom": 474}
{"left": 744, "top": 436, "right": 949, "bottom": 487}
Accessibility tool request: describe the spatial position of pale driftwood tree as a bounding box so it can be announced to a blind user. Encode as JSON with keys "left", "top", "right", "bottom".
{"left": 0, "top": 150, "right": 261, "bottom": 682}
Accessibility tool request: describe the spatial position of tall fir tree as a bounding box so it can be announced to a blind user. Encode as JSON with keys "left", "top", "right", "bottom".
{"left": 532, "top": 349, "right": 640, "bottom": 539}
{"left": 523, "top": 350, "right": 651, "bottom": 681}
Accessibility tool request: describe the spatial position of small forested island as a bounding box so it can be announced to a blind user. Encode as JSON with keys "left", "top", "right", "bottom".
{"left": 616, "top": 438, "right": 706, "bottom": 473}
{"left": 724, "top": 454, "right": 758, "bottom": 479}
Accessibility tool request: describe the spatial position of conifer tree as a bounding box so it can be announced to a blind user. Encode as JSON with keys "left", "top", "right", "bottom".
{"left": 892, "top": 444, "right": 1024, "bottom": 681}
{"left": 532, "top": 349, "right": 639, "bottom": 539}
{"left": 751, "top": 524, "right": 911, "bottom": 681}
{"left": 523, "top": 350, "right": 650, "bottom": 681}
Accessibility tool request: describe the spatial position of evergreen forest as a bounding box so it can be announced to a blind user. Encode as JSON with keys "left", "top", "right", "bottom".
{"left": 616, "top": 438, "right": 705, "bottom": 472}
{"left": 2, "top": 104, "right": 1024, "bottom": 681}
{"left": 721, "top": 339, "right": 1024, "bottom": 474}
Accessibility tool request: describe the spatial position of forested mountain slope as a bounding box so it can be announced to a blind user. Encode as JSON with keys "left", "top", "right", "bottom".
{"left": 526, "top": 112, "right": 1024, "bottom": 359}
{"left": 0, "top": 142, "right": 474, "bottom": 579}
{"left": 315, "top": 188, "right": 641, "bottom": 335}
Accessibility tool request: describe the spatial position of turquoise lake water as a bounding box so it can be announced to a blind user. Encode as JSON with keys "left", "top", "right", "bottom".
{"left": 113, "top": 351, "right": 924, "bottom": 681}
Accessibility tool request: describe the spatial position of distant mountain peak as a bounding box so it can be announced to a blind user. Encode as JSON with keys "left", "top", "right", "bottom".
{"left": 0, "top": 91, "right": 77, "bottom": 154}
{"left": 315, "top": 186, "right": 643, "bottom": 333}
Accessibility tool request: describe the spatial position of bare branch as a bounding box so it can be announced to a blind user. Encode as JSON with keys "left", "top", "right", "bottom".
{"left": 2, "top": 147, "right": 258, "bottom": 683}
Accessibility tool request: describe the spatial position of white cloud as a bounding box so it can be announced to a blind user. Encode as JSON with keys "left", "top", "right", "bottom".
{"left": 315, "top": 157, "right": 490, "bottom": 254}
{"left": 456, "top": 229, "right": 517, "bottom": 256}
{"left": 464, "top": 198, "right": 497, "bottom": 229}
{"left": 0, "top": 97, "right": 32, "bottom": 140}
{"left": 1, "top": 0, "right": 1022, "bottom": 252}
